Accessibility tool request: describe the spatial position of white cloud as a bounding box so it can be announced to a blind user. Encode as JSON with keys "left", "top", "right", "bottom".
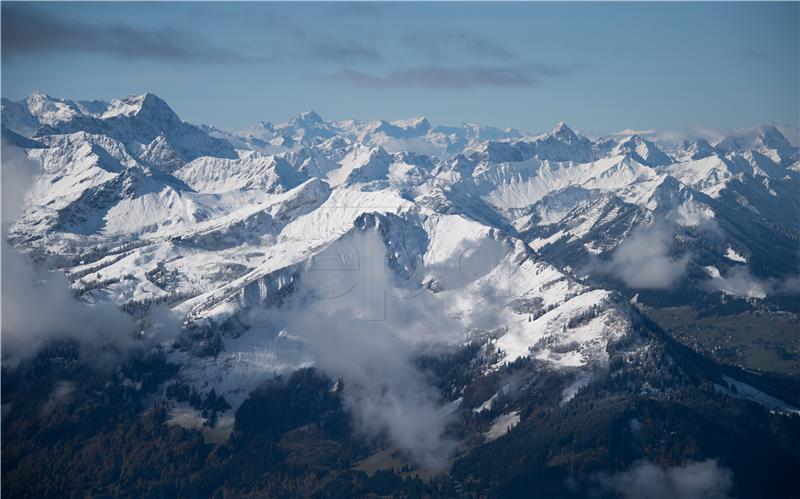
{"left": 1, "top": 141, "right": 178, "bottom": 365}
{"left": 261, "top": 230, "right": 463, "bottom": 471}
{"left": 703, "top": 265, "right": 800, "bottom": 299}
{"left": 704, "top": 266, "right": 768, "bottom": 299}
{"left": 595, "top": 459, "right": 734, "bottom": 499}
{"left": 587, "top": 223, "right": 690, "bottom": 290}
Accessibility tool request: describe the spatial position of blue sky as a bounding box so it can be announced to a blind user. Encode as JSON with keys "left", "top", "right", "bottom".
{"left": 2, "top": 2, "right": 798, "bottom": 134}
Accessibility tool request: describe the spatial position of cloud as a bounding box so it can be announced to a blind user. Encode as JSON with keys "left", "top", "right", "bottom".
{"left": 403, "top": 32, "right": 514, "bottom": 60}
{"left": 259, "top": 25, "right": 382, "bottom": 63}
{"left": 610, "top": 127, "right": 727, "bottom": 146}
{"left": 262, "top": 230, "right": 463, "bottom": 471}
{"left": 594, "top": 459, "right": 734, "bottom": 499}
{"left": 586, "top": 223, "right": 690, "bottom": 290}
{"left": 704, "top": 266, "right": 768, "bottom": 299}
{"left": 0, "top": 142, "right": 133, "bottom": 364}
{"left": 775, "top": 274, "right": 800, "bottom": 295}
{"left": 615, "top": 128, "right": 658, "bottom": 136}
{"left": 1, "top": 4, "right": 251, "bottom": 63}
{"left": 40, "top": 380, "right": 75, "bottom": 416}
{"left": 1, "top": 141, "right": 178, "bottom": 365}
{"left": 328, "top": 63, "right": 582, "bottom": 89}
{"left": 304, "top": 37, "right": 381, "bottom": 62}
{"left": 1, "top": 140, "right": 37, "bottom": 226}
{"left": 704, "top": 266, "right": 800, "bottom": 299}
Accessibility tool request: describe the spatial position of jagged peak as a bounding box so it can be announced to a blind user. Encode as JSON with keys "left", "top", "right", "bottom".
{"left": 391, "top": 116, "right": 431, "bottom": 130}
{"left": 255, "top": 120, "right": 274, "bottom": 130}
{"left": 366, "top": 144, "right": 391, "bottom": 158}
{"left": 20, "top": 91, "right": 181, "bottom": 124}
{"left": 553, "top": 121, "right": 570, "bottom": 131}
{"left": 617, "top": 134, "right": 646, "bottom": 146}
{"left": 613, "top": 134, "right": 673, "bottom": 167}
{"left": 716, "top": 124, "right": 793, "bottom": 152}
{"left": 550, "top": 121, "right": 577, "bottom": 137}
{"left": 621, "top": 133, "right": 668, "bottom": 150}
{"left": 27, "top": 89, "right": 54, "bottom": 102}
{"left": 24, "top": 91, "right": 72, "bottom": 111}
{"left": 99, "top": 92, "right": 176, "bottom": 121}
{"left": 756, "top": 124, "right": 791, "bottom": 150}
{"left": 141, "top": 92, "right": 166, "bottom": 104}
{"left": 22, "top": 91, "right": 84, "bottom": 126}
{"left": 680, "top": 138, "right": 715, "bottom": 160}
{"left": 294, "top": 110, "right": 324, "bottom": 125}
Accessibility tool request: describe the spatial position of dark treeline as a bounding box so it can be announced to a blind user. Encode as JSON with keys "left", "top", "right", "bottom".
{"left": 2, "top": 331, "right": 800, "bottom": 498}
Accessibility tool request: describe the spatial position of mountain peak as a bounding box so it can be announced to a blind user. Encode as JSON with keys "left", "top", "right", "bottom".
{"left": 552, "top": 122, "right": 573, "bottom": 133}
{"left": 255, "top": 120, "right": 274, "bottom": 130}
{"left": 391, "top": 116, "right": 431, "bottom": 131}
{"left": 618, "top": 133, "right": 644, "bottom": 144}
{"left": 23, "top": 91, "right": 82, "bottom": 126}
{"left": 27, "top": 90, "right": 52, "bottom": 101}
{"left": 102, "top": 92, "right": 175, "bottom": 120}
{"left": 549, "top": 122, "right": 578, "bottom": 140}
{"left": 613, "top": 134, "right": 673, "bottom": 167}
{"left": 295, "top": 110, "right": 324, "bottom": 125}
{"left": 756, "top": 124, "right": 792, "bottom": 150}
{"left": 715, "top": 124, "right": 794, "bottom": 154}
{"left": 141, "top": 92, "right": 164, "bottom": 103}
{"left": 681, "top": 138, "right": 715, "bottom": 160}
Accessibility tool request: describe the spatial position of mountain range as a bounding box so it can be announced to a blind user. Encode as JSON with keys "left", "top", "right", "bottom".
{"left": 2, "top": 91, "right": 799, "bottom": 497}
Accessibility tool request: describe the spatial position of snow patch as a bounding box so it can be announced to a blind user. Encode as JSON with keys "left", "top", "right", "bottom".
{"left": 725, "top": 247, "right": 747, "bottom": 263}
{"left": 484, "top": 411, "right": 521, "bottom": 442}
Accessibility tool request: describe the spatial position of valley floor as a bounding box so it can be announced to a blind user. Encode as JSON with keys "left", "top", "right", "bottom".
{"left": 643, "top": 306, "right": 800, "bottom": 378}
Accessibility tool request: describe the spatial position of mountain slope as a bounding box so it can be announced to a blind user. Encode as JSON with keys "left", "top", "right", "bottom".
{"left": 3, "top": 92, "right": 799, "bottom": 476}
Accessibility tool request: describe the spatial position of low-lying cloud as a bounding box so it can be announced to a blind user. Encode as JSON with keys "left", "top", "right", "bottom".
{"left": 265, "top": 230, "right": 463, "bottom": 471}
{"left": 593, "top": 459, "right": 734, "bottom": 499}
{"left": 1, "top": 139, "right": 37, "bottom": 226}
{"left": 1, "top": 142, "right": 177, "bottom": 365}
{"left": 1, "top": 243, "right": 137, "bottom": 365}
{"left": 705, "top": 265, "right": 800, "bottom": 299}
{"left": 586, "top": 223, "right": 690, "bottom": 290}
{"left": 704, "top": 266, "right": 767, "bottom": 299}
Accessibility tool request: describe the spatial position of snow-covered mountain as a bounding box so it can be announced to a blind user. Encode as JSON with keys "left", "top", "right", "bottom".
{"left": 3, "top": 91, "right": 798, "bottom": 410}
{"left": 2, "top": 91, "right": 237, "bottom": 170}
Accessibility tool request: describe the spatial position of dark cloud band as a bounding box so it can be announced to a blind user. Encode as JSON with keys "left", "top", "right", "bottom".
{"left": 1, "top": 4, "right": 249, "bottom": 64}
{"left": 327, "top": 63, "right": 585, "bottom": 89}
